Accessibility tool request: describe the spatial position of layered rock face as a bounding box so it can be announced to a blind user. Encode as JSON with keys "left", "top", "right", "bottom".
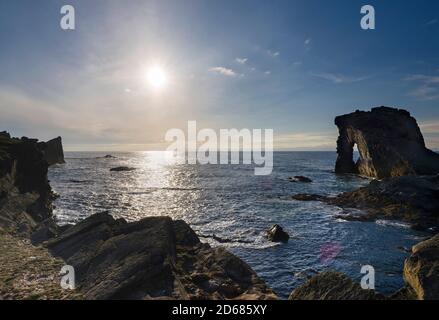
{"left": 0, "top": 132, "right": 56, "bottom": 239}
{"left": 38, "top": 137, "right": 65, "bottom": 166}
{"left": 335, "top": 107, "right": 439, "bottom": 178}
{"left": 404, "top": 234, "right": 439, "bottom": 300}
{"left": 46, "top": 212, "right": 276, "bottom": 300}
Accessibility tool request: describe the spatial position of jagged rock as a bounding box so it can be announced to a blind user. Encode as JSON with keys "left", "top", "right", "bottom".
{"left": 292, "top": 176, "right": 439, "bottom": 230}
{"left": 289, "top": 176, "right": 312, "bottom": 183}
{"left": 328, "top": 175, "right": 439, "bottom": 230}
{"left": 335, "top": 107, "right": 439, "bottom": 178}
{"left": 46, "top": 212, "right": 277, "bottom": 300}
{"left": 110, "top": 166, "right": 136, "bottom": 172}
{"left": 288, "top": 271, "right": 383, "bottom": 300}
{"left": 0, "top": 132, "right": 56, "bottom": 237}
{"left": 266, "top": 224, "right": 289, "bottom": 243}
{"left": 403, "top": 234, "right": 439, "bottom": 300}
{"left": 38, "top": 137, "right": 65, "bottom": 166}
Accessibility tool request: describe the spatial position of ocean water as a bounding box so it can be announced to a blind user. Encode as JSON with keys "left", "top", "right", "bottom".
{"left": 48, "top": 151, "right": 428, "bottom": 299}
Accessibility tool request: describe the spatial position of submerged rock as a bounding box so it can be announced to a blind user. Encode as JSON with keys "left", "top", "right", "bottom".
{"left": 289, "top": 176, "right": 313, "bottom": 183}
{"left": 289, "top": 271, "right": 383, "bottom": 300}
{"left": 291, "top": 194, "right": 327, "bottom": 202}
{"left": 45, "top": 212, "right": 277, "bottom": 300}
{"left": 110, "top": 166, "right": 136, "bottom": 172}
{"left": 335, "top": 107, "right": 439, "bottom": 179}
{"left": 404, "top": 234, "right": 439, "bottom": 300}
{"left": 266, "top": 224, "right": 289, "bottom": 243}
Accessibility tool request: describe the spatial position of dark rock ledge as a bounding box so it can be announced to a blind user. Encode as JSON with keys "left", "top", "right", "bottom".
{"left": 292, "top": 175, "right": 439, "bottom": 231}
{"left": 0, "top": 132, "right": 276, "bottom": 300}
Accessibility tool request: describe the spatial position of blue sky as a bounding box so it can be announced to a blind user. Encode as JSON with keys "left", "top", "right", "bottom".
{"left": 0, "top": 0, "right": 438, "bottom": 150}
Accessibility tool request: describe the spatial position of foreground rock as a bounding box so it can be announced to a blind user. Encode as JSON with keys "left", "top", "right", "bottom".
{"left": 404, "top": 234, "right": 439, "bottom": 300}
{"left": 335, "top": 107, "right": 439, "bottom": 178}
{"left": 266, "top": 225, "right": 290, "bottom": 243}
{"left": 289, "top": 272, "right": 382, "bottom": 300}
{"left": 38, "top": 137, "right": 65, "bottom": 166}
{"left": 46, "top": 212, "right": 277, "bottom": 300}
{"left": 292, "top": 175, "right": 439, "bottom": 231}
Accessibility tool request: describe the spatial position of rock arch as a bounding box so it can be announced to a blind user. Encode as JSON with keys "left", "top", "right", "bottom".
{"left": 334, "top": 107, "right": 439, "bottom": 178}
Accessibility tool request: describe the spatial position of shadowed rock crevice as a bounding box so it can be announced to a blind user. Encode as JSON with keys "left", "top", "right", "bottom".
{"left": 335, "top": 107, "right": 439, "bottom": 178}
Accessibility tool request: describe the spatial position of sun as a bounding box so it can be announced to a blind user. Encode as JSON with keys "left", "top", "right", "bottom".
{"left": 146, "top": 66, "right": 167, "bottom": 89}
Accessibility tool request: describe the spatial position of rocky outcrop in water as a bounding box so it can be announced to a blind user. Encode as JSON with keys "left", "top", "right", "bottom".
{"left": 38, "top": 137, "right": 65, "bottom": 166}
{"left": 110, "top": 166, "right": 136, "bottom": 172}
{"left": 335, "top": 107, "right": 439, "bottom": 179}
{"left": 266, "top": 225, "right": 290, "bottom": 243}
{"left": 292, "top": 175, "right": 439, "bottom": 231}
{"left": 289, "top": 176, "right": 312, "bottom": 183}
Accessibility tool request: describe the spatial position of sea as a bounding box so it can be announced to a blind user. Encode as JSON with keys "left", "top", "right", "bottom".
{"left": 48, "top": 151, "right": 428, "bottom": 299}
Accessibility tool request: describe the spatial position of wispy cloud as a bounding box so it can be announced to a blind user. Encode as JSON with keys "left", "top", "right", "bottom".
{"left": 208, "top": 67, "right": 241, "bottom": 77}
{"left": 405, "top": 74, "right": 439, "bottom": 100}
{"left": 268, "top": 50, "right": 280, "bottom": 58}
{"left": 312, "top": 72, "right": 370, "bottom": 84}
{"left": 264, "top": 70, "right": 271, "bottom": 75}
{"left": 304, "top": 38, "right": 312, "bottom": 46}
{"left": 235, "top": 57, "right": 248, "bottom": 64}
{"left": 274, "top": 132, "right": 336, "bottom": 150}
{"left": 426, "top": 18, "right": 438, "bottom": 26}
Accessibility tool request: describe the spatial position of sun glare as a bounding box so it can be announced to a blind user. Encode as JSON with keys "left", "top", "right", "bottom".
{"left": 146, "top": 66, "right": 167, "bottom": 90}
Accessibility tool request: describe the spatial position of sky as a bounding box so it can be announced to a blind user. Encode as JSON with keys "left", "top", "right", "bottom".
{"left": 0, "top": 0, "right": 438, "bottom": 151}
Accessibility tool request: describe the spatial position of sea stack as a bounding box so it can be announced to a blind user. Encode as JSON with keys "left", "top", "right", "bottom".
{"left": 335, "top": 106, "right": 439, "bottom": 178}
{"left": 39, "top": 137, "right": 65, "bottom": 166}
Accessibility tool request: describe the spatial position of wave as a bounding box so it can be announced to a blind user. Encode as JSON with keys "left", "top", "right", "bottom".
{"left": 376, "top": 219, "right": 411, "bottom": 229}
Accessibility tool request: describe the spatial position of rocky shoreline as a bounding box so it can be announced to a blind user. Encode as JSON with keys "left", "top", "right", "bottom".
{"left": 0, "top": 132, "right": 276, "bottom": 300}
{"left": 1, "top": 105, "right": 439, "bottom": 300}
{"left": 290, "top": 175, "right": 439, "bottom": 300}
{"left": 288, "top": 107, "right": 439, "bottom": 300}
